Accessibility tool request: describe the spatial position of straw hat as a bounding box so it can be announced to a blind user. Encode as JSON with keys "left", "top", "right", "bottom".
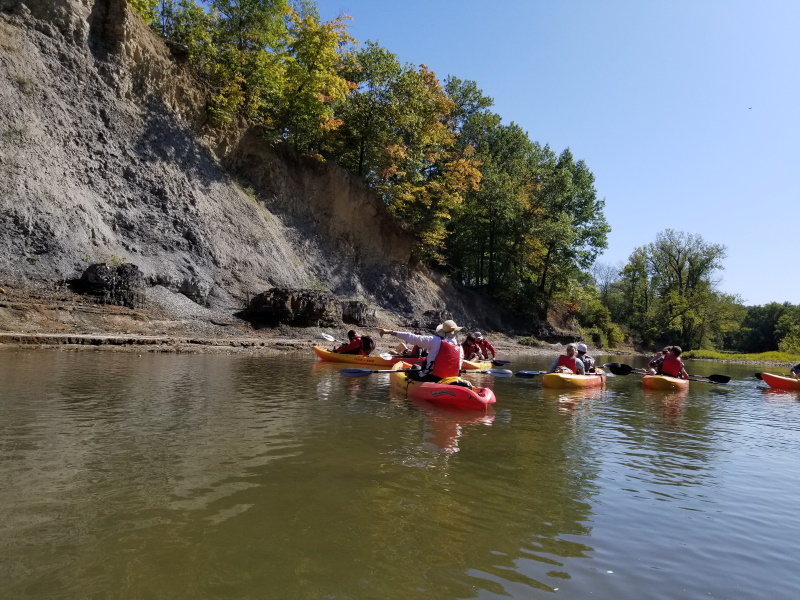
{"left": 435, "top": 319, "right": 463, "bottom": 334}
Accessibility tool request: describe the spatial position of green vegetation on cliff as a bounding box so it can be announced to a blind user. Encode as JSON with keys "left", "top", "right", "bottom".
{"left": 129, "top": 0, "right": 609, "bottom": 326}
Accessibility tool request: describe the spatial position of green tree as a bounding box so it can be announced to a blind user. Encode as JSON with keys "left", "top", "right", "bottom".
{"left": 527, "top": 149, "right": 610, "bottom": 318}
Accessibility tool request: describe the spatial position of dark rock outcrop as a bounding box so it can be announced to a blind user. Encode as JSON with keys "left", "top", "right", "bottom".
{"left": 70, "top": 262, "right": 145, "bottom": 307}
{"left": 341, "top": 300, "right": 376, "bottom": 327}
{"left": 238, "top": 288, "right": 341, "bottom": 328}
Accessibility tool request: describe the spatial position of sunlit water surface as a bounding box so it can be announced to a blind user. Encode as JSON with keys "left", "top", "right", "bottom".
{"left": 2, "top": 349, "right": 799, "bottom": 599}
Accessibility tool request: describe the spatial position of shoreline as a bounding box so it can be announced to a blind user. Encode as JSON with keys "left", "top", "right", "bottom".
{"left": 0, "top": 331, "right": 794, "bottom": 367}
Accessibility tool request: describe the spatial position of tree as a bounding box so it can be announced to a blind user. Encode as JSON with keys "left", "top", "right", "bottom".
{"left": 527, "top": 149, "right": 610, "bottom": 318}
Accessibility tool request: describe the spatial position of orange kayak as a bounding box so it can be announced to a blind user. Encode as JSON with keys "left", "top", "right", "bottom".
{"left": 542, "top": 372, "right": 606, "bottom": 389}
{"left": 642, "top": 375, "right": 690, "bottom": 390}
{"left": 760, "top": 373, "right": 800, "bottom": 390}
{"left": 390, "top": 362, "right": 496, "bottom": 411}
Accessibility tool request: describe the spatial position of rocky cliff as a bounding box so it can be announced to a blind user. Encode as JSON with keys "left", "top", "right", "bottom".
{"left": 0, "top": 0, "right": 561, "bottom": 340}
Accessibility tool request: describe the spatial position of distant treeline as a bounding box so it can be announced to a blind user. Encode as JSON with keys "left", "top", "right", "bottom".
{"left": 129, "top": 0, "right": 609, "bottom": 322}
{"left": 589, "top": 229, "right": 800, "bottom": 353}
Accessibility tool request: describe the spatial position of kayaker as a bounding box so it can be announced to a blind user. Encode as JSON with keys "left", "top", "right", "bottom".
{"left": 657, "top": 345, "right": 689, "bottom": 379}
{"left": 396, "top": 342, "right": 428, "bottom": 358}
{"left": 379, "top": 319, "right": 465, "bottom": 382}
{"left": 647, "top": 347, "right": 670, "bottom": 374}
{"left": 576, "top": 343, "right": 595, "bottom": 372}
{"left": 461, "top": 333, "right": 485, "bottom": 361}
{"left": 333, "top": 330, "right": 366, "bottom": 355}
{"left": 549, "top": 343, "right": 585, "bottom": 375}
{"left": 473, "top": 332, "right": 496, "bottom": 361}
{"left": 790, "top": 363, "right": 800, "bottom": 379}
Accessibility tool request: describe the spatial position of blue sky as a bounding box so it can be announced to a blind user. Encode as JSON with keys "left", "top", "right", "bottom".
{"left": 318, "top": 0, "right": 799, "bottom": 306}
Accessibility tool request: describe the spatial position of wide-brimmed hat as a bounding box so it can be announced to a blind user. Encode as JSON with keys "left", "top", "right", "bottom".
{"left": 435, "top": 319, "right": 463, "bottom": 334}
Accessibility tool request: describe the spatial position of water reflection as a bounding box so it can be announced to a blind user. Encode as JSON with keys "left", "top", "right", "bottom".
{"left": 411, "top": 399, "right": 494, "bottom": 454}
{"left": 2, "top": 351, "right": 800, "bottom": 598}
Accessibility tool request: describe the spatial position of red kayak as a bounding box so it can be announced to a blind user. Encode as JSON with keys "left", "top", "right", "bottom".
{"left": 389, "top": 362, "right": 496, "bottom": 411}
{"left": 760, "top": 372, "right": 800, "bottom": 390}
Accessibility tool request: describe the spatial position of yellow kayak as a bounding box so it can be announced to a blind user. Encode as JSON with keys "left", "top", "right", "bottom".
{"left": 542, "top": 371, "right": 606, "bottom": 389}
{"left": 642, "top": 374, "right": 690, "bottom": 391}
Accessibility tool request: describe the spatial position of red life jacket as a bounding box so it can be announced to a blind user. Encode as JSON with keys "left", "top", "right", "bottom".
{"left": 659, "top": 353, "right": 683, "bottom": 377}
{"left": 431, "top": 338, "right": 462, "bottom": 378}
{"left": 556, "top": 355, "right": 578, "bottom": 374}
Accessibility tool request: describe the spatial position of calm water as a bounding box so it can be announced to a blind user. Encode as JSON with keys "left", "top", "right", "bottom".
{"left": 1, "top": 349, "right": 799, "bottom": 599}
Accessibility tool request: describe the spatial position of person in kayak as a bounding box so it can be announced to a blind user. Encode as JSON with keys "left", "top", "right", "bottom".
{"left": 576, "top": 343, "right": 595, "bottom": 372}
{"left": 396, "top": 342, "right": 428, "bottom": 358}
{"left": 646, "top": 347, "right": 670, "bottom": 374}
{"left": 379, "top": 319, "right": 465, "bottom": 382}
{"left": 461, "top": 333, "right": 485, "bottom": 361}
{"left": 549, "top": 343, "right": 585, "bottom": 374}
{"left": 791, "top": 364, "right": 800, "bottom": 379}
{"left": 333, "top": 330, "right": 366, "bottom": 355}
{"left": 473, "top": 332, "right": 496, "bottom": 361}
{"left": 657, "top": 345, "right": 689, "bottom": 379}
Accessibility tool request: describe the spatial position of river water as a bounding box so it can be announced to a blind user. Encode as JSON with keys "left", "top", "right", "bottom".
{"left": 1, "top": 348, "right": 799, "bottom": 599}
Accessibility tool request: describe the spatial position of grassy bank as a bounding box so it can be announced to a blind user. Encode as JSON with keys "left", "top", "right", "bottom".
{"left": 684, "top": 349, "right": 800, "bottom": 364}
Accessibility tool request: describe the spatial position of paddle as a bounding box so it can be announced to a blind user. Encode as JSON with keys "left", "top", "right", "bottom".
{"left": 689, "top": 374, "right": 732, "bottom": 384}
{"left": 467, "top": 368, "right": 513, "bottom": 377}
{"left": 603, "top": 363, "right": 729, "bottom": 384}
{"left": 755, "top": 373, "right": 763, "bottom": 380}
{"left": 318, "top": 332, "right": 343, "bottom": 344}
{"left": 340, "top": 366, "right": 422, "bottom": 377}
{"left": 515, "top": 370, "right": 545, "bottom": 378}
{"left": 377, "top": 352, "right": 510, "bottom": 367}
{"left": 340, "top": 367, "right": 513, "bottom": 378}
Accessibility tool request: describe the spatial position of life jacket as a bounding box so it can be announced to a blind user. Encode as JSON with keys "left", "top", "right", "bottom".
{"left": 659, "top": 353, "right": 683, "bottom": 377}
{"left": 462, "top": 340, "right": 482, "bottom": 358}
{"left": 336, "top": 335, "right": 365, "bottom": 355}
{"left": 556, "top": 355, "right": 578, "bottom": 374}
{"left": 430, "top": 338, "right": 462, "bottom": 378}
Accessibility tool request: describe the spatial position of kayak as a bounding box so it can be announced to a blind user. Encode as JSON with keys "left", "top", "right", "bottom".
{"left": 759, "top": 372, "right": 800, "bottom": 390}
{"left": 642, "top": 374, "right": 690, "bottom": 391}
{"left": 542, "top": 371, "right": 606, "bottom": 389}
{"left": 461, "top": 358, "right": 493, "bottom": 370}
{"left": 390, "top": 362, "right": 496, "bottom": 411}
{"left": 312, "top": 345, "right": 424, "bottom": 367}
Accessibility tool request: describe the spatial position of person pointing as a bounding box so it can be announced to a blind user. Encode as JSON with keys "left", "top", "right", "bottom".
{"left": 379, "top": 320, "right": 465, "bottom": 382}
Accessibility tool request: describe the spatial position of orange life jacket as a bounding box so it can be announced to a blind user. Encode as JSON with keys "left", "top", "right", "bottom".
{"left": 431, "top": 338, "right": 462, "bottom": 378}
{"left": 660, "top": 353, "right": 683, "bottom": 377}
{"left": 556, "top": 355, "right": 578, "bottom": 374}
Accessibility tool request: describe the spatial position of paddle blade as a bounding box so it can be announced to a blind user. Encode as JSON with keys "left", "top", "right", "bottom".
{"left": 318, "top": 332, "right": 336, "bottom": 342}
{"left": 492, "top": 360, "right": 511, "bottom": 366}
{"left": 603, "top": 363, "right": 634, "bottom": 376}
{"left": 485, "top": 369, "right": 513, "bottom": 377}
{"left": 754, "top": 373, "right": 763, "bottom": 380}
{"left": 707, "top": 374, "right": 731, "bottom": 384}
{"left": 461, "top": 368, "right": 513, "bottom": 377}
{"left": 515, "top": 371, "right": 544, "bottom": 378}
{"left": 339, "top": 368, "right": 375, "bottom": 377}
{"left": 379, "top": 353, "right": 394, "bottom": 360}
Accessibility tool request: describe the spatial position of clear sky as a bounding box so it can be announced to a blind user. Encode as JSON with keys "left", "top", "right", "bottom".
{"left": 318, "top": 0, "right": 799, "bottom": 306}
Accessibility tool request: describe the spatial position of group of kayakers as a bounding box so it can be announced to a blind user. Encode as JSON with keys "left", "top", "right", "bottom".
{"left": 334, "top": 320, "right": 693, "bottom": 383}
{"left": 331, "top": 320, "right": 497, "bottom": 384}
